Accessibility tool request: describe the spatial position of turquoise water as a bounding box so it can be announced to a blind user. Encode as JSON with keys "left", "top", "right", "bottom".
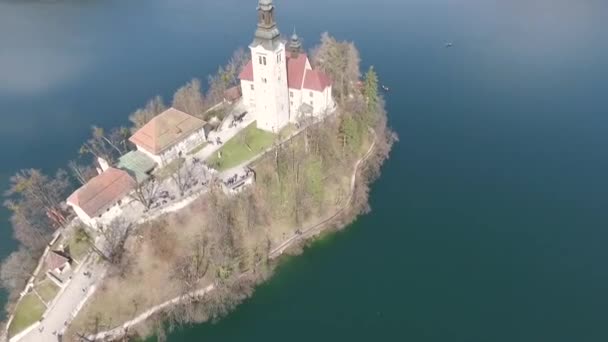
{"left": 2, "top": 0, "right": 608, "bottom": 340}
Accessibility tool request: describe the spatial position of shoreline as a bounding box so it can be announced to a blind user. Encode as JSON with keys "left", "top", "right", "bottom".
{"left": 2, "top": 25, "right": 391, "bottom": 341}
{"left": 87, "top": 128, "right": 378, "bottom": 341}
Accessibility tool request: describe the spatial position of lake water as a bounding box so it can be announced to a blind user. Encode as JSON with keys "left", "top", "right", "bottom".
{"left": 2, "top": 0, "right": 608, "bottom": 341}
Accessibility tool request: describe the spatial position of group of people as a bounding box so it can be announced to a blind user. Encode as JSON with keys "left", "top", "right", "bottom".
{"left": 208, "top": 136, "right": 223, "bottom": 145}
{"left": 223, "top": 173, "right": 241, "bottom": 187}
{"left": 223, "top": 168, "right": 255, "bottom": 188}
{"left": 228, "top": 111, "right": 248, "bottom": 129}
{"left": 149, "top": 190, "right": 175, "bottom": 209}
{"left": 228, "top": 113, "right": 247, "bottom": 128}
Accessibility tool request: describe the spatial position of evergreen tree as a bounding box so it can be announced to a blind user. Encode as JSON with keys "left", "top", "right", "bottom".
{"left": 339, "top": 115, "right": 362, "bottom": 152}
{"left": 364, "top": 66, "right": 379, "bottom": 111}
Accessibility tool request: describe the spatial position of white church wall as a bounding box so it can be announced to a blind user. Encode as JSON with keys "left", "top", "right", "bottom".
{"left": 241, "top": 80, "right": 256, "bottom": 110}
{"left": 312, "top": 89, "right": 325, "bottom": 116}
{"left": 289, "top": 88, "right": 303, "bottom": 122}
{"left": 309, "top": 86, "right": 335, "bottom": 116}
{"left": 251, "top": 44, "right": 290, "bottom": 132}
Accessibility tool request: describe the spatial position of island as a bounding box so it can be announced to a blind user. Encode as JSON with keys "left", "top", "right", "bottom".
{"left": 0, "top": 1, "right": 395, "bottom": 341}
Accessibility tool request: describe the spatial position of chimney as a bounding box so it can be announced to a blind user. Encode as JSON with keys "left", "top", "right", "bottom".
{"left": 97, "top": 157, "right": 110, "bottom": 173}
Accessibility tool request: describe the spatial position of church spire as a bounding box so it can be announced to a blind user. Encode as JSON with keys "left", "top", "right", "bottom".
{"left": 287, "top": 27, "right": 303, "bottom": 57}
{"left": 252, "top": 0, "right": 281, "bottom": 50}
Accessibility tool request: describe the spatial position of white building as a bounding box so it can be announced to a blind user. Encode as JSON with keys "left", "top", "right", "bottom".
{"left": 66, "top": 167, "right": 137, "bottom": 228}
{"left": 239, "top": 0, "right": 335, "bottom": 132}
{"left": 129, "top": 108, "right": 207, "bottom": 166}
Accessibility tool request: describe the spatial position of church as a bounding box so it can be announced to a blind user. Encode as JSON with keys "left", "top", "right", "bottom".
{"left": 239, "top": 0, "right": 335, "bottom": 133}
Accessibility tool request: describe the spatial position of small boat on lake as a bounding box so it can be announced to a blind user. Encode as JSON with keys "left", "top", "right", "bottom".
{"left": 381, "top": 85, "right": 390, "bottom": 92}
{"left": 445, "top": 42, "right": 453, "bottom": 48}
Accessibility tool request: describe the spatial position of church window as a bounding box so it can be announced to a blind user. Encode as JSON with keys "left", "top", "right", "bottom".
{"left": 309, "top": 91, "right": 313, "bottom": 97}
{"left": 259, "top": 56, "right": 263, "bottom": 64}
{"left": 290, "top": 101, "right": 293, "bottom": 106}
{"left": 290, "top": 91, "right": 293, "bottom": 98}
{"left": 250, "top": 84, "right": 254, "bottom": 90}
{"left": 263, "top": 56, "right": 267, "bottom": 65}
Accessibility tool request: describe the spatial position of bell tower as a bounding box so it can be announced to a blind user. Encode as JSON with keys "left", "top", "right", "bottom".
{"left": 250, "top": 0, "right": 290, "bottom": 132}
{"left": 287, "top": 28, "right": 303, "bottom": 58}
{"left": 254, "top": 0, "right": 280, "bottom": 45}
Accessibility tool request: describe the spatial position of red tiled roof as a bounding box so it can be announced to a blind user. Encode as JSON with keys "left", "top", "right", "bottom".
{"left": 67, "top": 167, "right": 136, "bottom": 218}
{"left": 129, "top": 108, "right": 206, "bottom": 155}
{"left": 286, "top": 54, "right": 308, "bottom": 89}
{"left": 239, "top": 61, "right": 254, "bottom": 82}
{"left": 239, "top": 54, "right": 331, "bottom": 92}
{"left": 303, "top": 69, "right": 332, "bottom": 92}
{"left": 46, "top": 250, "right": 70, "bottom": 271}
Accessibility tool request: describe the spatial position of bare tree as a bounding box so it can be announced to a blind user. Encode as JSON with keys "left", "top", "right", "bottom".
{"left": 207, "top": 48, "right": 250, "bottom": 105}
{"left": 224, "top": 48, "right": 249, "bottom": 88}
{"left": 108, "top": 126, "right": 133, "bottom": 154}
{"left": 205, "top": 188, "right": 244, "bottom": 265}
{"left": 5, "top": 200, "right": 54, "bottom": 251}
{"left": 292, "top": 155, "right": 304, "bottom": 227}
{"left": 68, "top": 160, "right": 98, "bottom": 185}
{"left": 200, "top": 274, "right": 257, "bottom": 322}
{"left": 129, "top": 95, "right": 167, "bottom": 132}
{"left": 4, "top": 169, "right": 71, "bottom": 240}
{"left": 5, "top": 169, "right": 70, "bottom": 214}
{"left": 92, "top": 126, "right": 124, "bottom": 155}
{"left": 172, "top": 78, "right": 207, "bottom": 118}
{"left": 345, "top": 41, "right": 362, "bottom": 90}
{"left": 170, "top": 160, "right": 197, "bottom": 197}
{"left": 0, "top": 248, "right": 37, "bottom": 300}
{"left": 79, "top": 126, "right": 123, "bottom": 164}
{"left": 130, "top": 178, "right": 160, "bottom": 210}
{"left": 74, "top": 313, "right": 104, "bottom": 342}
{"left": 311, "top": 32, "right": 360, "bottom": 103}
{"left": 174, "top": 234, "right": 210, "bottom": 292}
{"left": 240, "top": 190, "right": 266, "bottom": 232}
{"left": 100, "top": 218, "right": 132, "bottom": 266}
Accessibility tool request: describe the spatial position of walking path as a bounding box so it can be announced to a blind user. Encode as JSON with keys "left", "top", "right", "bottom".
{"left": 88, "top": 128, "right": 377, "bottom": 341}
{"left": 17, "top": 257, "right": 105, "bottom": 342}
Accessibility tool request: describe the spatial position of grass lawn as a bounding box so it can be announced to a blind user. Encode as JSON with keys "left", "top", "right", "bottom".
{"left": 207, "top": 122, "right": 276, "bottom": 171}
{"left": 153, "top": 157, "right": 185, "bottom": 180}
{"left": 68, "top": 228, "right": 90, "bottom": 261}
{"left": 279, "top": 123, "right": 298, "bottom": 140}
{"left": 8, "top": 293, "right": 45, "bottom": 337}
{"left": 35, "top": 280, "right": 60, "bottom": 304}
{"left": 187, "top": 142, "right": 208, "bottom": 155}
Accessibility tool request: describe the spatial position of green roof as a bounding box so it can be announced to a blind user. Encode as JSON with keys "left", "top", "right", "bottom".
{"left": 117, "top": 150, "right": 157, "bottom": 183}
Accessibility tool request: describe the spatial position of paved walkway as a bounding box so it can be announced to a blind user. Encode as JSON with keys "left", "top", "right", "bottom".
{"left": 18, "top": 258, "right": 104, "bottom": 342}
